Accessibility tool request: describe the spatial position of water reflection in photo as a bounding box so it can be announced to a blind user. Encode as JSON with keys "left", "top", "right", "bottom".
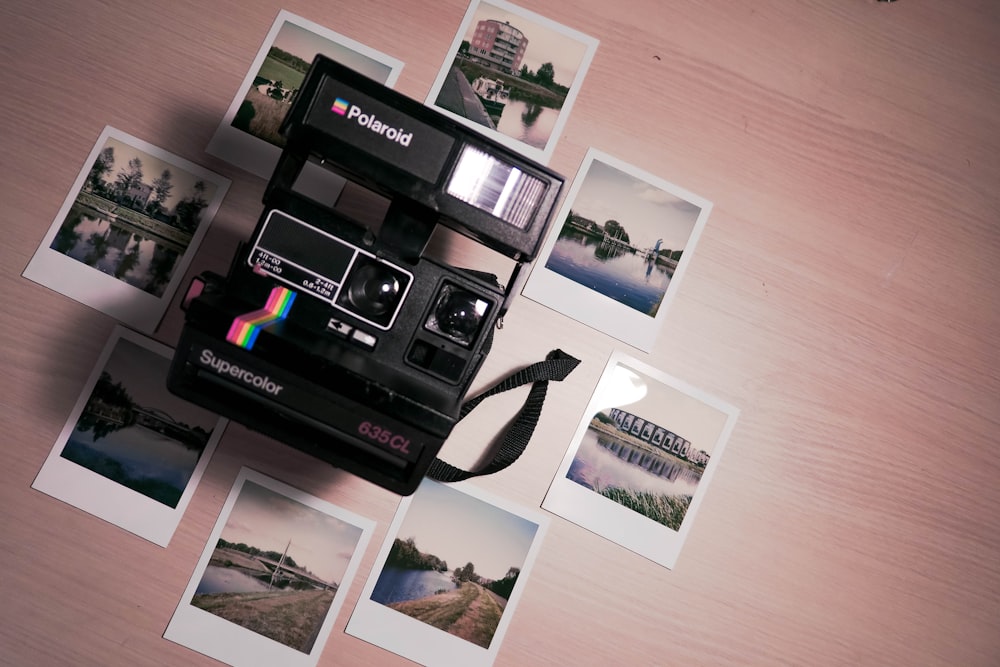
{"left": 51, "top": 203, "right": 180, "bottom": 297}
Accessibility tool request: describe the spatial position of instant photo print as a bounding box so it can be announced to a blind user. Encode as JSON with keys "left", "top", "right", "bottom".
{"left": 523, "top": 148, "right": 713, "bottom": 352}
{"left": 543, "top": 351, "right": 739, "bottom": 569}
{"left": 346, "top": 478, "right": 549, "bottom": 667}
{"left": 164, "top": 467, "right": 374, "bottom": 667}
{"left": 426, "top": 0, "right": 598, "bottom": 164}
{"left": 206, "top": 9, "right": 404, "bottom": 198}
{"left": 31, "top": 325, "right": 224, "bottom": 547}
{"left": 22, "top": 126, "right": 230, "bottom": 333}
{"left": 168, "top": 55, "right": 564, "bottom": 495}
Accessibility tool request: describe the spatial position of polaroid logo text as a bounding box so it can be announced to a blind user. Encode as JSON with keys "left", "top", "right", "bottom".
{"left": 335, "top": 101, "right": 412, "bottom": 146}
{"left": 198, "top": 349, "right": 284, "bottom": 396}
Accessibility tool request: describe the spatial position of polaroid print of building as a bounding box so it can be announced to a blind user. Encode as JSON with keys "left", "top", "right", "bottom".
{"left": 468, "top": 19, "right": 527, "bottom": 74}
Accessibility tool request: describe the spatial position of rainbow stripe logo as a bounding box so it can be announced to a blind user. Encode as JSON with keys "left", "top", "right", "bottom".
{"left": 331, "top": 97, "right": 350, "bottom": 115}
{"left": 226, "top": 286, "right": 297, "bottom": 350}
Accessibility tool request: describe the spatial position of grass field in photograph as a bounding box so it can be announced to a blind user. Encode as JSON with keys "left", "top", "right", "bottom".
{"left": 257, "top": 57, "right": 307, "bottom": 89}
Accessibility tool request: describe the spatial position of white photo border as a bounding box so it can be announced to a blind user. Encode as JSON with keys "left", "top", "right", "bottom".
{"left": 346, "top": 478, "right": 550, "bottom": 667}
{"left": 542, "top": 350, "right": 739, "bottom": 569}
{"left": 163, "top": 467, "right": 375, "bottom": 667}
{"left": 205, "top": 9, "right": 404, "bottom": 182}
{"left": 522, "top": 148, "right": 714, "bottom": 352}
{"left": 31, "top": 325, "right": 225, "bottom": 547}
{"left": 425, "top": 0, "right": 598, "bottom": 164}
{"left": 22, "top": 126, "right": 230, "bottom": 334}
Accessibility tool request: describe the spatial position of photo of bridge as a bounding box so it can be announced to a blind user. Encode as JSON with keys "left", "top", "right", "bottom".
{"left": 59, "top": 336, "right": 219, "bottom": 507}
{"left": 186, "top": 477, "right": 368, "bottom": 655}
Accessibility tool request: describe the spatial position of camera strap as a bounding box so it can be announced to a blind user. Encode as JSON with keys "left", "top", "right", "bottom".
{"left": 427, "top": 349, "right": 581, "bottom": 483}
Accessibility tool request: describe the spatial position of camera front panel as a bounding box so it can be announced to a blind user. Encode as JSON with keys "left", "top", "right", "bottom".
{"left": 248, "top": 209, "right": 413, "bottom": 331}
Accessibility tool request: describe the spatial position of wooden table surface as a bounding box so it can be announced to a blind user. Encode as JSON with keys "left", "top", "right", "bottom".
{"left": 2, "top": 1, "right": 998, "bottom": 665}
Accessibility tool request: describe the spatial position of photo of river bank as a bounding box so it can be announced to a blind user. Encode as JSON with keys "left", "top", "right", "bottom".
{"left": 189, "top": 539, "right": 340, "bottom": 655}
{"left": 386, "top": 580, "right": 508, "bottom": 649}
{"left": 349, "top": 478, "right": 548, "bottom": 662}
{"left": 370, "top": 536, "right": 518, "bottom": 650}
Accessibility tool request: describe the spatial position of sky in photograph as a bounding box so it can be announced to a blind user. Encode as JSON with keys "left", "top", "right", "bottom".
{"left": 218, "top": 480, "right": 364, "bottom": 584}
{"left": 100, "top": 337, "right": 218, "bottom": 431}
{"left": 271, "top": 20, "right": 393, "bottom": 82}
{"left": 462, "top": 2, "right": 590, "bottom": 87}
{"left": 591, "top": 362, "right": 730, "bottom": 457}
{"left": 570, "top": 158, "right": 703, "bottom": 252}
{"left": 96, "top": 137, "right": 218, "bottom": 211}
{"left": 394, "top": 480, "right": 538, "bottom": 581}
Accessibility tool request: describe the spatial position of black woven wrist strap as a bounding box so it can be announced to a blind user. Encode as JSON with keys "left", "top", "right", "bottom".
{"left": 427, "top": 349, "right": 581, "bottom": 483}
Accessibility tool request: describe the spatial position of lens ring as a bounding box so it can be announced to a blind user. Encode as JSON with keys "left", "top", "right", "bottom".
{"left": 346, "top": 262, "right": 401, "bottom": 317}
{"left": 426, "top": 285, "right": 489, "bottom": 346}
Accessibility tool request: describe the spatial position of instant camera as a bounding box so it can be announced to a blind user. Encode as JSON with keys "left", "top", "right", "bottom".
{"left": 168, "top": 55, "right": 563, "bottom": 494}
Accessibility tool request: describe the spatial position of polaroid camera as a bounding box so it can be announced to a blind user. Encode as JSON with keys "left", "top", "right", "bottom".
{"left": 167, "top": 55, "right": 563, "bottom": 495}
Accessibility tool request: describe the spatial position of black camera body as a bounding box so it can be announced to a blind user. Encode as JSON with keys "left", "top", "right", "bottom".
{"left": 167, "top": 55, "right": 563, "bottom": 494}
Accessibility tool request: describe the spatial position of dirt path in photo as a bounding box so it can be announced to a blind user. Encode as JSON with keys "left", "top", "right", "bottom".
{"left": 192, "top": 588, "right": 334, "bottom": 653}
{"left": 388, "top": 582, "right": 507, "bottom": 648}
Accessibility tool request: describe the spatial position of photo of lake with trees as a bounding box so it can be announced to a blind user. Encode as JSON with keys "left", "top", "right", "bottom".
{"left": 543, "top": 155, "right": 704, "bottom": 317}
{"left": 60, "top": 337, "right": 217, "bottom": 507}
{"left": 546, "top": 225, "right": 675, "bottom": 316}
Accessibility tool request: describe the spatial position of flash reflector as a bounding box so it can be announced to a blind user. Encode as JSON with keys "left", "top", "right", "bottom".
{"left": 446, "top": 145, "right": 546, "bottom": 230}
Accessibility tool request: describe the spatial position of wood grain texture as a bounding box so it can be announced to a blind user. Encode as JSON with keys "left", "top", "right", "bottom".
{"left": 1, "top": 1, "right": 997, "bottom": 665}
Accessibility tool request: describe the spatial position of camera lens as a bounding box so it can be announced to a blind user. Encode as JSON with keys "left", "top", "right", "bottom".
{"left": 425, "top": 284, "right": 490, "bottom": 347}
{"left": 337, "top": 257, "right": 409, "bottom": 327}
{"left": 347, "top": 263, "right": 400, "bottom": 316}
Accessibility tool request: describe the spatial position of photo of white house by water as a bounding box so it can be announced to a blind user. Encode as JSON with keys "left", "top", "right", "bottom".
{"left": 23, "top": 127, "right": 229, "bottom": 333}
{"left": 50, "top": 136, "right": 219, "bottom": 298}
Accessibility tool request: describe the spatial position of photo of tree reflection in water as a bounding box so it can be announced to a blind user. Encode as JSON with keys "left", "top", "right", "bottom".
{"left": 59, "top": 338, "right": 217, "bottom": 507}
{"left": 542, "top": 156, "right": 704, "bottom": 317}
{"left": 545, "top": 227, "right": 675, "bottom": 316}
{"left": 51, "top": 202, "right": 180, "bottom": 297}
{"left": 49, "top": 135, "right": 217, "bottom": 297}
{"left": 567, "top": 410, "right": 710, "bottom": 531}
